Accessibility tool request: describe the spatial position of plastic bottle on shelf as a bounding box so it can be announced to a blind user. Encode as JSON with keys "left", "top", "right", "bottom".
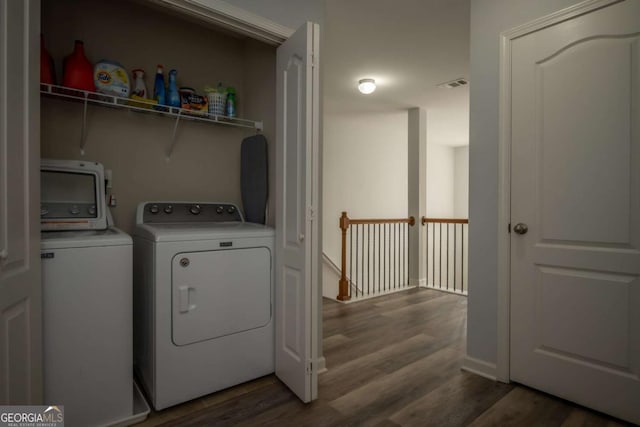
{"left": 131, "top": 69, "right": 147, "bottom": 98}
{"left": 40, "top": 34, "right": 55, "bottom": 85}
{"left": 226, "top": 86, "right": 236, "bottom": 118}
{"left": 153, "top": 65, "right": 166, "bottom": 105}
{"left": 63, "top": 40, "right": 95, "bottom": 92}
{"left": 167, "top": 69, "right": 180, "bottom": 108}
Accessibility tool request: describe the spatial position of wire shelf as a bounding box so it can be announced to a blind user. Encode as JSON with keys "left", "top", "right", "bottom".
{"left": 40, "top": 84, "right": 262, "bottom": 129}
{"left": 40, "top": 83, "right": 263, "bottom": 159}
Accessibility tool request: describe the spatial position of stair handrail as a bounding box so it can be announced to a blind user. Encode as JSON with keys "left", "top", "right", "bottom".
{"left": 338, "top": 211, "right": 415, "bottom": 301}
{"left": 421, "top": 217, "right": 469, "bottom": 224}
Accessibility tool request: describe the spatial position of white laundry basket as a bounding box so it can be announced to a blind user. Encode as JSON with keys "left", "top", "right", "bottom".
{"left": 207, "top": 92, "right": 227, "bottom": 117}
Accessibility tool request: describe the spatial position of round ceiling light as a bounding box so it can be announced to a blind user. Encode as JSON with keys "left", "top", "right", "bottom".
{"left": 358, "top": 78, "right": 376, "bottom": 94}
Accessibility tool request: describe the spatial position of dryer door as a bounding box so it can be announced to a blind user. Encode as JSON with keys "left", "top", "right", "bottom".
{"left": 172, "top": 247, "right": 272, "bottom": 346}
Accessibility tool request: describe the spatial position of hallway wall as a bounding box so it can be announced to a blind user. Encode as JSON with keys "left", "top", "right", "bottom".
{"left": 468, "top": 0, "right": 587, "bottom": 371}
{"left": 322, "top": 111, "right": 408, "bottom": 267}
{"left": 426, "top": 143, "right": 455, "bottom": 217}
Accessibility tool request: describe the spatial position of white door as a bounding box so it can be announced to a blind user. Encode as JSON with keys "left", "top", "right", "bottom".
{"left": 510, "top": 1, "right": 640, "bottom": 423}
{"left": 0, "top": 0, "right": 42, "bottom": 405}
{"left": 275, "top": 21, "right": 320, "bottom": 403}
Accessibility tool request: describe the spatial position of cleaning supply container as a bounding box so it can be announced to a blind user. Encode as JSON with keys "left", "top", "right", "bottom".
{"left": 63, "top": 40, "right": 95, "bottom": 92}
{"left": 167, "top": 69, "right": 180, "bottom": 108}
{"left": 94, "top": 60, "right": 130, "bottom": 97}
{"left": 225, "top": 86, "right": 236, "bottom": 118}
{"left": 153, "top": 65, "right": 166, "bottom": 106}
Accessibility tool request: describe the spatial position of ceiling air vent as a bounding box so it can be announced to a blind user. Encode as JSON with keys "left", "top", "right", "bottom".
{"left": 437, "top": 78, "right": 469, "bottom": 89}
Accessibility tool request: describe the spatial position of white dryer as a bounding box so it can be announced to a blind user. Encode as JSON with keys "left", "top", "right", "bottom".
{"left": 133, "top": 202, "right": 275, "bottom": 410}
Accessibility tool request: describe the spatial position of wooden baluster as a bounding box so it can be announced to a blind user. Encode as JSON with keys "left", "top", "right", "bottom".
{"left": 338, "top": 211, "right": 351, "bottom": 301}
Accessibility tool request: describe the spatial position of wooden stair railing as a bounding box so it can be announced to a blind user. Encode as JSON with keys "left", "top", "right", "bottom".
{"left": 338, "top": 212, "right": 415, "bottom": 301}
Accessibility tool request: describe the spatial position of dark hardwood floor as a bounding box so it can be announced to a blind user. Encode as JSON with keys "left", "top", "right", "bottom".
{"left": 136, "top": 288, "right": 632, "bottom": 427}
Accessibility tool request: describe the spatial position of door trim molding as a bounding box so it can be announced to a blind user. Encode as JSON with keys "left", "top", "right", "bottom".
{"left": 150, "top": 0, "right": 294, "bottom": 45}
{"left": 496, "top": 0, "right": 622, "bottom": 383}
{"left": 462, "top": 356, "right": 497, "bottom": 381}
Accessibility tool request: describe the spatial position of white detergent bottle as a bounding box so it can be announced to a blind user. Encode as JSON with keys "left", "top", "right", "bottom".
{"left": 132, "top": 69, "right": 147, "bottom": 98}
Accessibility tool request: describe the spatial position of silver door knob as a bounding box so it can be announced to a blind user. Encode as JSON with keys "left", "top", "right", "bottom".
{"left": 513, "top": 223, "right": 528, "bottom": 235}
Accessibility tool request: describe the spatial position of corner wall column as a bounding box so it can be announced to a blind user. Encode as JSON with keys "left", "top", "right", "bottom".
{"left": 408, "top": 107, "right": 427, "bottom": 287}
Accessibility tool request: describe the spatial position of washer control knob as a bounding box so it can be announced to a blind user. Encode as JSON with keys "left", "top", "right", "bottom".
{"left": 69, "top": 205, "right": 80, "bottom": 215}
{"left": 149, "top": 204, "right": 160, "bottom": 214}
{"left": 227, "top": 206, "right": 236, "bottom": 214}
{"left": 164, "top": 205, "right": 173, "bottom": 214}
{"left": 216, "top": 206, "right": 224, "bottom": 214}
{"left": 190, "top": 204, "right": 201, "bottom": 215}
{"left": 88, "top": 205, "right": 97, "bottom": 216}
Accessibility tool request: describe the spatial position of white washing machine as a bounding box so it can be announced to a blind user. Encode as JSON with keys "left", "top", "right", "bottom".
{"left": 41, "top": 228, "right": 136, "bottom": 427}
{"left": 133, "top": 202, "right": 275, "bottom": 410}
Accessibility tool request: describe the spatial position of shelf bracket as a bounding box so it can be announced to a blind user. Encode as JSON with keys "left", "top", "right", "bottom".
{"left": 80, "top": 92, "right": 89, "bottom": 156}
{"left": 166, "top": 109, "right": 182, "bottom": 161}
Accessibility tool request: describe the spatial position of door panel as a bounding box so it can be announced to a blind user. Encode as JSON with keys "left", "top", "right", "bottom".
{"left": 537, "top": 266, "right": 633, "bottom": 369}
{"left": 0, "top": 0, "right": 42, "bottom": 405}
{"left": 510, "top": 1, "right": 640, "bottom": 423}
{"left": 283, "top": 267, "right": 303, "bottom": 359}
{"left": 275, "top": 22, "right": 319, "bottom": 403}
{"left": 284, "top": 54, "right": 304, "bottom": 249}
{"left": 2, "top": 300, "right": 31, "bottom": 402}
{"left": 539, "top": 37, "right": 635, "bottom": 245}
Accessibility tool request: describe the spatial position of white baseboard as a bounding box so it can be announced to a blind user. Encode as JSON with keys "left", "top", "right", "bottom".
{"left": 343, "top": 286, "right": 412, "bottom": 303}
{"left": 461, "top": 355, "right": 498, "bottom": 381}
{"left": 410, "top": 278, "right": 427, "bottom": 287}
{"left": 315, "top": 356, "right": 327, "bottom": 374}
{"left": 424, "top": 285, "right": 468, "bottom": 296}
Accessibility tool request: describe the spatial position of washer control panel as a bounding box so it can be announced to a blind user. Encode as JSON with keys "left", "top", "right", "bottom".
{"left": 140, "top": 202, "right": 243, "bottom": 224}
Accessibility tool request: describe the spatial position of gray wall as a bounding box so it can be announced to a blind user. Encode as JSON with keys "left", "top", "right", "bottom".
{"left": 468, "top": 0, "right": 586, "bottom": 365}
{"left": 41, "top": 0, "right": 276, "bottom": 235}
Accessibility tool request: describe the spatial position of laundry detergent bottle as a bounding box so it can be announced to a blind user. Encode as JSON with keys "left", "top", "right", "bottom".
{"left": 63, "top": 40, "right": 95, "bottom": 92}
{"left": 40, "top": 34, "right": 55, "bottom": 85}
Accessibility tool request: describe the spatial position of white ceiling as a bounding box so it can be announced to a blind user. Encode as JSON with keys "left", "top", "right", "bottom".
{"left": 323, "top": 0, "right": 470, "bottom": 146}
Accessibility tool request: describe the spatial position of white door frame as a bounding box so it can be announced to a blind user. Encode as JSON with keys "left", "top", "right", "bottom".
{"left": 149, "top": 0, "right": 293, "bottom": 45}
{"left": 495, "top": 0, "right": 623, "bottom": 383}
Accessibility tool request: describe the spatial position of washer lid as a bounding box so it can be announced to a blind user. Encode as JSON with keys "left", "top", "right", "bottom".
{"left": 134, "top": 222, "right": 275, "bottom": 242}
{"left": 41, "top": 227, "right": 132, "bottom": 250}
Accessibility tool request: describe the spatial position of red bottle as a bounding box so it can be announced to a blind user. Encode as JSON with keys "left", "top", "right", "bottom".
{"left": 63, "top": 40, "right": 95, "bottom": 92}
{"left": 40, "top": 35, "right": 55, "bottom": 84}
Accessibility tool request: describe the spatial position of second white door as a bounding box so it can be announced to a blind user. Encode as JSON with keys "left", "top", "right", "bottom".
{"left": 510, "top": 1, "right": 640, "bottom": 424}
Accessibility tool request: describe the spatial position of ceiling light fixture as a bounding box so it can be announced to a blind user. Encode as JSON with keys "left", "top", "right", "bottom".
{"left": 358, "top": 78, "right": 376, "bottom": 94}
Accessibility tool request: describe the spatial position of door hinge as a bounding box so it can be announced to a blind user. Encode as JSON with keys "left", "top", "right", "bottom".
{"left": 308, "top": 206, "right": 316, "bottom": 222}
{"left": 306, "top": 361, "right": 313, "bottom": 375}
{"left": 508, "top": 223, "right": 511, "bottom": 233}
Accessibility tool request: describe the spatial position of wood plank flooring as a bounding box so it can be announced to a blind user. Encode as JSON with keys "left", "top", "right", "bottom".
{"left": 135, "top": 288, "right": 633, "bottom": 427}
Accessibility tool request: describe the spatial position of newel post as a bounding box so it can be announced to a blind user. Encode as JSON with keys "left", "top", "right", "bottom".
{"left": 337, "top": 211, "right": 351, "bottom": 301}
